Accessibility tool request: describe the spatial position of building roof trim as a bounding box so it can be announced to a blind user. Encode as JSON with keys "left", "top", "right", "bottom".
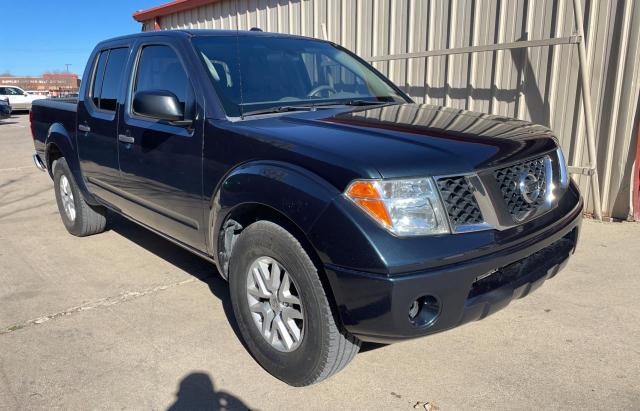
{"left": 132, "top": 0, "right": 220, "bottom": 22}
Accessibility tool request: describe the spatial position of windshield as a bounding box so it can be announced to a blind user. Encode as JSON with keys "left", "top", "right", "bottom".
{"left": 192, "top": 35, "right": 407, "bottom": 117}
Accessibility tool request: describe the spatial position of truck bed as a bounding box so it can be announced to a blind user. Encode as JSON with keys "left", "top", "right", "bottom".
{"left": 31, "top": 98, "right": 78, "bottom": 166}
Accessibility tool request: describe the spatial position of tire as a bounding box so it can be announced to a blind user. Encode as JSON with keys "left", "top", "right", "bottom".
{"left": 53, "top": 158, "right": 107, "bottom": 237}
{"left": 229, "top": 221, "right": 360, "bottom": 386}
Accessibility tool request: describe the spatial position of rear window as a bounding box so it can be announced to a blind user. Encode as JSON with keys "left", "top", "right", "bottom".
{"left": 90, "top": 47, "right": 128, "bottom": 112}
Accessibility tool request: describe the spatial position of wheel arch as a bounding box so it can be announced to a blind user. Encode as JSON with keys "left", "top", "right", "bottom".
{"left": 45, "top": 122, "right": 99, "bottom": 205}
{"left": 209, "top": 160, "right": 341, "bottom": 275}
{"left": 219, "top": 202, "right": 346, "bottom": 329}
{"left": 209, "top": 161, "right": 342, "bottom": 313}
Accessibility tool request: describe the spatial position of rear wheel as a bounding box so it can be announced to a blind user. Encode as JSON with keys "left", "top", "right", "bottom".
{"left": 229, "top": 220, "right": 360, "bottom": 386}
{"left": 53, "top": 158, "right": 107, "bottom": 236}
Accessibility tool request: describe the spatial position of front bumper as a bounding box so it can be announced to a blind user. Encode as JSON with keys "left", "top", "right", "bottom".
{"left": 324, "top": 198, "right": 583, "bottom": 343}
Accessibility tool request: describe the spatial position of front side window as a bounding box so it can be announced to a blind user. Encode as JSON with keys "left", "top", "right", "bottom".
{"left": 192, "top": 35, "right": 406, "bottom": 117}
{"left": 2, "top": 87, "right": 22, "bottom": 96}
{"left": 133, "top": 45, "right": 194, "bottom": 119}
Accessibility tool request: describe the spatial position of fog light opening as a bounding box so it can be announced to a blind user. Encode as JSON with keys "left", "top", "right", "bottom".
{"left": 408, "top": 295, "right": 440, "bottom": 327}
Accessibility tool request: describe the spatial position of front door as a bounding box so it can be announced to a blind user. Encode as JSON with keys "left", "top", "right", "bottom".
{"left": 116, "top": 42, "right": 204, "bottom": 250}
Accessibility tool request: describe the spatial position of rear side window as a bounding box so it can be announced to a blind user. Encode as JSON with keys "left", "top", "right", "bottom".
{"left": 90, "top": 51, "right": 108, "bottom": 107}
{"left": 90, "top": 47, "right": 128, "bottom": 111}
{"left": 133, "top": 45, "right": 194, "bottom": 118}
{"left": 100, "top": 48, "right": 128, "bottom": 111}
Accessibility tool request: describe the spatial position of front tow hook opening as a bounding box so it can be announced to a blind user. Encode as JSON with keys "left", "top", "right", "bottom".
{"left": 33, "top": 154, "right": 46, "bottom": 172}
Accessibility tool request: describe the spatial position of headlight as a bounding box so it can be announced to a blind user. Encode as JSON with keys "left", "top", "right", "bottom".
{"left": 345, "top": 178, "right": 450, "bottom": 236}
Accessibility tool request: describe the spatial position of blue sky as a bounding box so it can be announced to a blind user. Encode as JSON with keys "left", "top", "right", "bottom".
{"left": 1, "top": 0, "right": 161, "bottom": 77}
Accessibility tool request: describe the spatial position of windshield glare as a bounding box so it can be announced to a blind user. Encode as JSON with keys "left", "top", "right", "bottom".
{"left": 192, "top": 35, "right": 406, "bottom": 117}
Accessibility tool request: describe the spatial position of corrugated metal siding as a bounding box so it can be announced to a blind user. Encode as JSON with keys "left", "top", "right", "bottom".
{"left": 142, "top": 0, "right": 640, "bottom": 220}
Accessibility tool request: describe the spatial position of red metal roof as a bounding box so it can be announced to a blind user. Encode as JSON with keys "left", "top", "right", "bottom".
{"left": 132, "top": 0, "right": 220, "bottom": 22}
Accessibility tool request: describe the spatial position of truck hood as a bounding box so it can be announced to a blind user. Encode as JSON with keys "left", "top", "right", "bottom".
{"left": 242, "top": 103, "right": 558, "bottom": 183}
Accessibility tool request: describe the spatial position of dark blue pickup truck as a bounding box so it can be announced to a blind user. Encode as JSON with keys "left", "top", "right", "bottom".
{"left": 30, "top": 30, "right": 582, "bottom": 386}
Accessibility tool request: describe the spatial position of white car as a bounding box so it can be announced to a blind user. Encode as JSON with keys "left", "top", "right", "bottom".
{"left": 0, "top": 86, "right": 44, "bottom": 110}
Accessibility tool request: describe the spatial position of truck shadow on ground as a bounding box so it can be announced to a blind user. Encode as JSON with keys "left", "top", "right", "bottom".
{"left": 107, "top": 212, "right": 387, "bottom": 354}
{"left": 108, "top": 214, "right": 255, "bottom": 409}
{"left": 107, "top": 213, "right": 245, "bottom": 342}
{"left": 167, "top": 372, "right": 250, "bottom": 411}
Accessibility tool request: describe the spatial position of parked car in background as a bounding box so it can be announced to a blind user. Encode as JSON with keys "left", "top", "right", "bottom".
{"left": 26, "top": 90, "right": 51, "bottom": 98}
{"left": 0, "top": 86, "right": 43, "bottom": 110}
{"left": 0, "top": 98, "right": 11, "bottom": 119}
{"left": 30, "top": 30, "right": 582, "bottom": 386}
{"left": 51, "top": 92, "right": 78, "bottom": 99}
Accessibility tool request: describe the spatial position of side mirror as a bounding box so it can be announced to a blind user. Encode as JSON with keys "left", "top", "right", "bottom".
{"left": 132, "top": 89, "right": 191, "bottom": 125}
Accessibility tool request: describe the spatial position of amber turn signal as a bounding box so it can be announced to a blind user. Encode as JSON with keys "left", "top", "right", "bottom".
{"left": 345, "top": 181, "right": 392, "bottom": 228}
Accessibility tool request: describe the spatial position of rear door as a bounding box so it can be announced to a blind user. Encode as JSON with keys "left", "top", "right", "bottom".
{"left": 116, "top": 39, "right": 205, "bottom": 250}
{"left": 76, "top": 47, "right": 130, "bottom": 206}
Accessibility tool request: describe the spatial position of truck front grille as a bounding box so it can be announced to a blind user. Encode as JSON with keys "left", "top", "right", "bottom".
{"left": 493, "top": 156, "right": 548, "bottom": 219}
{"left": 436, "top": 151, "right": 563, "bottom": 233}
{"left": 437, "top": 176, "right": 484, "bottom": 228}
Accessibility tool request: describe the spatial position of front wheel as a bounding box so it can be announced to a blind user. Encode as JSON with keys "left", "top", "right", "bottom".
{"left": 53, "top": 158, "right": 107, "bottom": 236}
{"left": 229, "top": 221, "right": 360, "bottom": 386}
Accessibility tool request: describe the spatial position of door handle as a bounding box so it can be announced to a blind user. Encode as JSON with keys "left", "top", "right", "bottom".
{"left": 78, "top": 124, "right": 90, "bottom": 133}
{"left": 118, "top": 134, "right": 135, "bottom": 144}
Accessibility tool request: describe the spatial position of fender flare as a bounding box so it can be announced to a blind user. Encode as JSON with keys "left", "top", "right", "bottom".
{"left": 208, "top": 160, "right": 341, "bottom": 269}
{"left": 45, "top": 123, "right": 98, "bottom": 205}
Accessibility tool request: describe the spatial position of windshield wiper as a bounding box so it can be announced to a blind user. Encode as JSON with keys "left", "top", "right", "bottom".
{"left": 343, "top": 99, "right": 393, "bottom": 106}
{"left": 310, "top": 98, "right": 398, "bottom": 108}
{"left": 242, "top": 105, "right": 317, "bottom": 117}
{"left": 241, "top": 97, "right": 399, "bottom": 117}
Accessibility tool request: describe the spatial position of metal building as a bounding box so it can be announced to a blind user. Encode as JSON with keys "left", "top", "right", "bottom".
{"left": 133, "top": 0, "right": 640, "bottom": 221}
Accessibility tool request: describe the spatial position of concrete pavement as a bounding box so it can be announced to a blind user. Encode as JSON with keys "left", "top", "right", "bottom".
{"left": 1, "top": 113, "right": 638, "bottom": 410}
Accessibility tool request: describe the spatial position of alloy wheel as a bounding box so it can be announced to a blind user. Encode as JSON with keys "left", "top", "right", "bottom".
{"left": 246, "top": 256, "right": 305, "bottom": 352}
{"left": 59, "top": 174, "right": 76, "bottom": 222}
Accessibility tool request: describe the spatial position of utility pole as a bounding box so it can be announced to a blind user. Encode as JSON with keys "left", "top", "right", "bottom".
{"left": 64, "top": 64, "right": 72, "bottom": 73}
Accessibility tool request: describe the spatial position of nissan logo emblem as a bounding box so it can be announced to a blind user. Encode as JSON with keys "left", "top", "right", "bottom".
{"left": 516, "top": 172, "right": 541, "bottom": 204}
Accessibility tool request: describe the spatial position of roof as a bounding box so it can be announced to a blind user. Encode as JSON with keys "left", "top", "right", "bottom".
{"left": 95, "top": 29, "right": 316, "bottom": 47}
{"left": 132, "top": 0, "right": 220, "bottom": 22}
{"left": 42, "top": 73, "right": 78, "bottom": 77}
